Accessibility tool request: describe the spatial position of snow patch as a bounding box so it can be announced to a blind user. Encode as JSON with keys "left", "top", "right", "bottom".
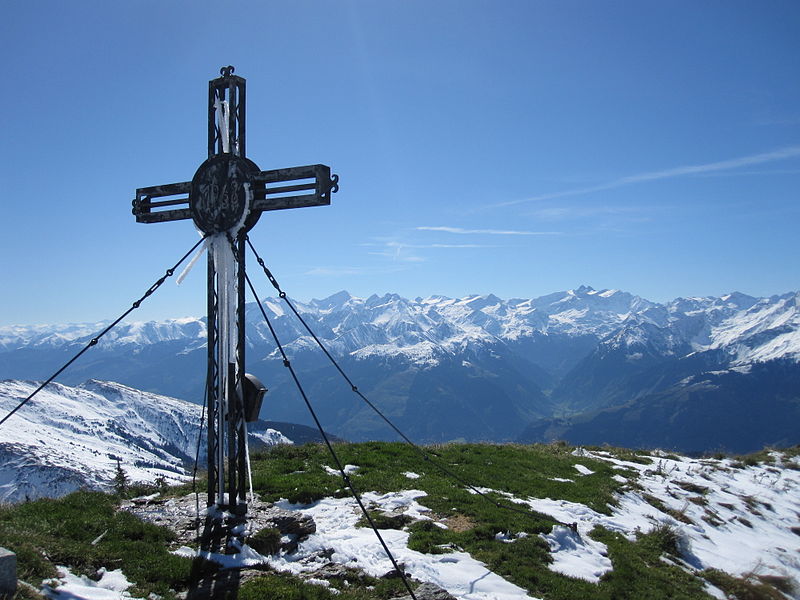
{"left": 264, "top": 491, "right": 541, "bottom": 599}
{"left": 323, "top": 464, "right": 359, "bottom": 476}
{"left": 43, "top": 567, "right": 136, "bottom": 600}
{"left": 540, "top": 525, "right": 612, "bottom": 583}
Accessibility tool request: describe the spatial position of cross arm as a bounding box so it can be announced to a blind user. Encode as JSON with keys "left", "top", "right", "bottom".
{"left": 132, "top": 164, "right": 338, "bottom": 225}
{"left": 251, "top": 164, "right": 339, "bottom": 212}
{"left": 132, "top": 181, "right": 192, "bottom": 224}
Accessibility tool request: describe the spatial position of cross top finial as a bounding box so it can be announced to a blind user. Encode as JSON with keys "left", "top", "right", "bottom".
{"left": 220, "top": 65, "right": 235, "bottom": 77}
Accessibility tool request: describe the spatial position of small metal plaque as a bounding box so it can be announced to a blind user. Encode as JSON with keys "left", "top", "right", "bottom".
{"left": 190, "top": 155, "right": 260, "bottom": 233}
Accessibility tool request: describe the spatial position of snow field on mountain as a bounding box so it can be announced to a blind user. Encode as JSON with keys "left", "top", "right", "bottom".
{"left": 5, "top": 287, "right": 798, "bottom": 369}
{"left": 3, "top": 287, "right": 799, "bottom": 449}
{"left": 707, "top": 293, "right": 800, "bottom": 363}
{"left": 0, "top": 380, "right": 292, "bottom": 502}
{"left": 0, "top": 380, "right": 198, "bottom": 502}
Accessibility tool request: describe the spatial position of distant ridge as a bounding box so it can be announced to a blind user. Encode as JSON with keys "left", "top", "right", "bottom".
{"left": 1, "top": 287, "right": 798, "bottom": 450}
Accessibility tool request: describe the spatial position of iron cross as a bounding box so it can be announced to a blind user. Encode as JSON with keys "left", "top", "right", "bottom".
{"left": 131, "top": 66, "right": 338, "bottom": 551}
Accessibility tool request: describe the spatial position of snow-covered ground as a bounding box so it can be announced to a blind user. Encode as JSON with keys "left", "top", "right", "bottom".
{"left": 274, "top": 491, "right": 536, "bottom": 599}
{"left": 168, "top": 450, "right": 800, "bottom": 600}
{"left": 174, "top": 489, "right": 542, "bottom": 600}
{"left": 42, "top": 567, "right": 135, "bottom": 600}
{"left": 458, "top": 448, "right": 799, "bottom": 591}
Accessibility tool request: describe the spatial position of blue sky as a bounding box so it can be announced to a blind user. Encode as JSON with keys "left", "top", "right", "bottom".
{"left": 1, "top": 1, "right": 798, "bottom": 326}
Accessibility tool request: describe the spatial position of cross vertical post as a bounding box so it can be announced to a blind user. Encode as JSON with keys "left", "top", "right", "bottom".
{"left": 131, "top": 66, "right": 339, "bottom": 551}
{"left": 204, "top": 67, "right": 248, "bottom": 527}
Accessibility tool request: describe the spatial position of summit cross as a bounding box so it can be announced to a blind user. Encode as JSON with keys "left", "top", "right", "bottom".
{"left": 131, "top": 66, "right": 338, "bottom": 550}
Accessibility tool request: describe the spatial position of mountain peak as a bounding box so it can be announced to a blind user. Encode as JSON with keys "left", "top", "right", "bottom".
{"left": 718, "top": 291, "right": 758, "bottom": 310}
{"left": 574, "top": 285, "right": 595, "bottom": 295}
{"left": 462, "top": 293, "right": 503, "bottom": 309}
{"left": 313, "top": 290, "right": 354, "bottom": 310}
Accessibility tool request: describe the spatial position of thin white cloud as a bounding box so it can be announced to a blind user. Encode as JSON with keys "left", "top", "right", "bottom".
{"left": 492, "top": 145, "right": 800, "bottom": 208}
{"left": 529, "top": 205, "right": 654, "bottom": 222}
{"left": 362, "top": 240, "right": 490, "bottom": 249}
{"left": 305, "top": 265, "right": 411, "bottom": 277}
{"left": 416, "top": 226, "right": 561, "bottom": 236}
{"left": 368, "top": 251, "right": 426, "bottom": 263}
{"left": 362, "top": 239, "right": 489, "bottom": 265}
{"left": 305, "top": 267, "right": 367, "bottom": 276}
{"left": 386, "top": 241, "right": 489, "bottom": 249}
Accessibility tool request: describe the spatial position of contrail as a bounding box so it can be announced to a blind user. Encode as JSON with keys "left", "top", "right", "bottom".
{"left": 492, "top": 145, "right": 800, "bottom": 208}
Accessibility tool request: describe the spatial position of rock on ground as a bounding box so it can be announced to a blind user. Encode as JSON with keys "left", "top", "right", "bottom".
{"left": 121, "top": 493, "right": 315, "bottom": 551}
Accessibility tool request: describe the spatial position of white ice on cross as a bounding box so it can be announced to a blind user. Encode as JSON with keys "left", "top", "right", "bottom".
{"left": 176, "top": 238, "right": 211, "bottom": 285}
{"left": 214, "top": 95, "right": 231, "bottom": 153}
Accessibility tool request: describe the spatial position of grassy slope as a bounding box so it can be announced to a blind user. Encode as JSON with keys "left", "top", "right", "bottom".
{"left": 1, "top": 442, "right": 793, "bottom": 600}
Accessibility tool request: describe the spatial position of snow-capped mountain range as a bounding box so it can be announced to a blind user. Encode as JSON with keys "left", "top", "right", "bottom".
{"left": 1, "top": 286, "right": 799, "bottom": 451}
{"left": 0, "top": 379, "right": 296, "bottom": 503}
{"left": 3, "top": 286, "right": 798, "bottom": 366}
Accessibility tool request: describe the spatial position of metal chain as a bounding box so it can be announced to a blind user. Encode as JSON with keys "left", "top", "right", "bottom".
{"left": 0, "top": 235, "right": 208, "bottom": 429}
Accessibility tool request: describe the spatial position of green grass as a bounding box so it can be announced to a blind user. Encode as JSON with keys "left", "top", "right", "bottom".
{"left": 238, "top": 572, "right": 409, "bottom": 600}
{"left": 584, "top": 527, "right": 712, "bottom": 600}
{"left": 250, "top": 441, "right": 630, "bottom": 515}
{"left": 723, "top": 445, "right": 800, "bottom": 469}
{"left": 248, "top": 527, "right": 282, "bottom": 555}
{"left": 0, "top": 491, "right": 192, "bottom": 599}
{"left": 584, "top": 445, "right": 654, "bottom": 465}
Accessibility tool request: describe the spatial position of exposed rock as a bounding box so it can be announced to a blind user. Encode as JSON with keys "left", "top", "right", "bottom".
{"left": 123, "top": 494, "right": 454, "bottom": 599}
{"left": 121, "top": 492, "right": 315, "bottom": 552}
{"left": 300, "top": 548, "right": 335, "bottom": 564}
{"left": 397, "top": 582, "right": 457, "bottom": 600}
{"left": 265, "top": 510, "right": 316, "bottom": 538}
{"left": 311, "top": 562, "right": 353, "bottom": 581}
{"left": 380, "top": 562, "right": 408, "bottom": 579}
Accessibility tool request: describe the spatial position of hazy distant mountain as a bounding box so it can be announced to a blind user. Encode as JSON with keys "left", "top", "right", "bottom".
{"left": 519, "top": 359, "right": 800, "bottom": 454}
{"left": 1, "top": 287, "right": 798, "bottom": 450}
